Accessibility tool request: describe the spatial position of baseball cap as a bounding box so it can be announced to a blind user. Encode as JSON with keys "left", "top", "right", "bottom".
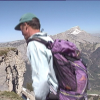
{"left": 15, "top": 13, "right": 36, "bottom": 30}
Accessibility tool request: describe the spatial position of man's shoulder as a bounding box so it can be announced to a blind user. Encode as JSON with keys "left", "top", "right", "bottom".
{"left": 39, "top": 36, "right": 53, "bottom": 42}
{"left": 27, "top": 33, "right": 53, "bottom": 49}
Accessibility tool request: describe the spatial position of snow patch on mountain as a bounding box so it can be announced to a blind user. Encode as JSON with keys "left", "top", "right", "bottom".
{"left": 71, "top": 28, "right": 81, "bottom": 35}
{"left": 65, "top": 26, "right": 84, "bottom": 35}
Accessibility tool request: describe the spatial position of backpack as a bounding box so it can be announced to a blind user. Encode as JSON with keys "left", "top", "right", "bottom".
{"left": 27, "top": 37, "right": 89, "bottom": 100}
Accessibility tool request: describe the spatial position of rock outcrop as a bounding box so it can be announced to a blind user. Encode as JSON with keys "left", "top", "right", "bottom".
{"left": 0, "top": 56, "right": 8, "bottom": 91}
{"left": 22, "top": 87, "right": 35, "bottom": 100}
{"left": 0, "top": 48, "right": 26, "bottom": 95}
{"left": 0, "top": 47, "right": 35, "bottom": 100}
{"left": 88, "top": 94, "right": 100, "bottom": 100}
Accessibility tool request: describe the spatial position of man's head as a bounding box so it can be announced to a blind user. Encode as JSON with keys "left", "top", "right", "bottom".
{"left": 15, "top": 13, "right": 41, "bottom": 40}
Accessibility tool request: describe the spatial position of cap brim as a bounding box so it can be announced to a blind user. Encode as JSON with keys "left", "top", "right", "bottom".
{"left": 15, "top": 23, "right": 21, "bottom": 30}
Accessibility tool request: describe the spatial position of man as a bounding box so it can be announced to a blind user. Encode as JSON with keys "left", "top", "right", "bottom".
{"left": 14, "top": 13, "right": 58, "bottom": 100}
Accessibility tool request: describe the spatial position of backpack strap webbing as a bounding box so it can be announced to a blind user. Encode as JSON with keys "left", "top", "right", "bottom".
{"left": 27, "top": 37, "right": 48, "bottom": 47}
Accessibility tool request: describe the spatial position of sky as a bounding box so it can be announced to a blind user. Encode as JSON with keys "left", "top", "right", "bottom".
{"left": 0, "top": 1, "right": 100, "bottom": 42}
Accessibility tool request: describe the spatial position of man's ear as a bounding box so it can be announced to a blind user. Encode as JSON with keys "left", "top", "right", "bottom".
{"left": 26, "top": 26, "right": 28, "bottom": 30}
{"left": 24, "top": 23, "right": 28, "bottom": 30}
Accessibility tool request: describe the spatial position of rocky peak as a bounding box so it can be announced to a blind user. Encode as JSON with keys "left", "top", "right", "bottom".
{"left": 67, "top": 26, "right": 84, "bottom": 35}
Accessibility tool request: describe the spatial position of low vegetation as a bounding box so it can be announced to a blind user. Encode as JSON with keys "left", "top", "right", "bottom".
{"left": 0, "top": 47, "right": 17, "bottom": 56}
{"left": 25, "top": 82, "right": 33, "bottom": 92}
{"left": 0, "top": 91, "right": 23, "bottom": 100}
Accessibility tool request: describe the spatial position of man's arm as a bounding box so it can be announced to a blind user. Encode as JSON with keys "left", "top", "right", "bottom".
{"left": 27, "top": 41, "right": 50, "bottom": 100}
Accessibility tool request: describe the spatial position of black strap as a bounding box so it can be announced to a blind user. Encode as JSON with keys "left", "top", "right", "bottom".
{"left": 27, "top": 37, "right": 48, "bottom": 47}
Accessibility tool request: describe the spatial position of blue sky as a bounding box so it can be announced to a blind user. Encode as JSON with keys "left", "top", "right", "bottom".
{"left": 0, "top": 1, "right": 100, "bottom": 42}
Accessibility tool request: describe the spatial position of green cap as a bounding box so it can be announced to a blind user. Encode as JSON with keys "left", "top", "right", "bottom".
{"left": 15, "top": 13, "right": 36, "bottom": 30}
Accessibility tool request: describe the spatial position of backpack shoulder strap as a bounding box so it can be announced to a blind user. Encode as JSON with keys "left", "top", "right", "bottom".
{"left": 27, "top": 37, "right": 48, "bottom": 47}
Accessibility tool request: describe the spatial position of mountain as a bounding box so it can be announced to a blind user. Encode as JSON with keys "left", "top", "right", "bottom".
{"left": 50, "top": 26, "right": 100, "bottom": 51}
{"left": 89, "top": 47, "right": 100, "bottom": 90}
{"left": 92, "top": 33, "right": 100, "bottom": 37}
{"left": 0, "top": 26, "right": 100, "bottom": 92}
{"left": 51, "top": 26, "right": 100, "bottom": 43}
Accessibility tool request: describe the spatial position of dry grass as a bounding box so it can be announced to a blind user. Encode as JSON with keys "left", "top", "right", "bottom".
{"left": 0, "top": 47, "right": 17, "bottom": 56}
{"left": 0, "top": 91, "right": 23, "bottom": 100}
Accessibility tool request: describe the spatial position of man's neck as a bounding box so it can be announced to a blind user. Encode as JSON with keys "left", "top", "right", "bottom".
{"left": 30, "top": 29, "right": 40, "bottom": 36}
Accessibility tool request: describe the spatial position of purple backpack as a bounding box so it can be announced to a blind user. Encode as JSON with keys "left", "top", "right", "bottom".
{"left": 27, "top": 38, "right": 88, "bottom": 100}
